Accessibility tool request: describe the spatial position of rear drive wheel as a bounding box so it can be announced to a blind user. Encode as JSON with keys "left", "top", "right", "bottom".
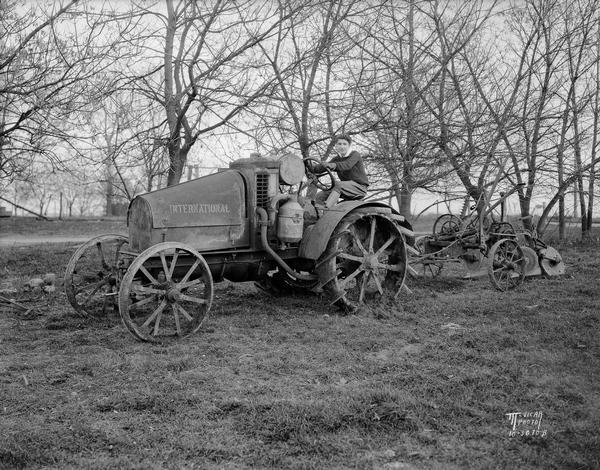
{"left": 317, "top": 211, "right": 408, "bottom": 313}
{"left": 118, "top": 242, "right": 213, "bottom": 342}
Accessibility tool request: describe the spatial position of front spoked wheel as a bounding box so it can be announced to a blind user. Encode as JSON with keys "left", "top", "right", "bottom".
{"left": 487, "top": 238, "right": 526, "bottom": 291}
{"left": 118, "top": 242, "right": 213, "bottom": 342}
{"left": 318, "top": 211, "right": 408, "bottom": 313}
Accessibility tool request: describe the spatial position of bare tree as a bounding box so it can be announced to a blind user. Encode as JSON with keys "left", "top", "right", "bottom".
{"left": 117, "top": 0, "right": 308, "bottom": 186}
{"left": 0, "top": 0, "right": 140, "bottom": 184}
{"left": 498, "top": 0, "right": 600, "bottom": 239}
{"left": 243, "top": 0, "right": 385, "bottom": 161}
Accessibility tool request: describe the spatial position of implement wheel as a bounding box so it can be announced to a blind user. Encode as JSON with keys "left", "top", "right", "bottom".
{"left": 487, "top": 238, "right": 526, "bottom": 291}
{"left": 317, "top": 211, "right": 408, "bottom": 313}
{"left": 65, "top": 234, "right": 130, "bottom": 317}
{"left": 118, "top": 242, "right": 213, "bottom": 342}
{"left": 433, "top": 214, "right": 461, "bottom": 237}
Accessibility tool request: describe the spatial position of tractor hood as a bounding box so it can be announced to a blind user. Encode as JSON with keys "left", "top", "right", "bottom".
{"left": 127, "top": 170, "right": 249, "bottom": 252}
{"left": 133, "top": 170, "right": 246, "bottom": 228}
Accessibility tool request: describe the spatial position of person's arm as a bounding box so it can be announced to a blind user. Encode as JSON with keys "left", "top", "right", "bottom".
{"left": 304, "top": 158, "right": 328, "bottom": 173}
{"left": 312, "top": 162, "right": 327, "bottom": 173}
{"left": 331, "top": 151, "right": 361, "bottom": 172}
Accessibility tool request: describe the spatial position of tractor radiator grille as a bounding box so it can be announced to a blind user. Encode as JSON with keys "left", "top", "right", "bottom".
{"left": 256, "top": 173, "right": 270, "bottom": 208}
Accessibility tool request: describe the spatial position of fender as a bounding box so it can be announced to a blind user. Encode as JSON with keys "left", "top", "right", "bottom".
{"left": 299, "top": 200, "right": 414, "bottom": 260}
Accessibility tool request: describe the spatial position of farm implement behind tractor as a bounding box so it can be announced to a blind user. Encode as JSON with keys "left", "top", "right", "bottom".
{"left": 408, "top": 184, "right": 565, "bottom": 291}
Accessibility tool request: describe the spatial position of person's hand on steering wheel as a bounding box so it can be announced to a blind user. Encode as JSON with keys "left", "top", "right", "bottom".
{"left": 303, "top": 157, "right": 335, "bottom": 191}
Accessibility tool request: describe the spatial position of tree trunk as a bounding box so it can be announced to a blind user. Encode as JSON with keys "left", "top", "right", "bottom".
{"left": 399, "top": 186, "right": 412, "bottom": 216}
{"left": 558, "top": 196, "right": 565, "bottom": 240}
{"left": 105, "top": 176, "right": 114, "bottom": 216}
{"left": 164, "top": 0, "right": 184, "bottom": 187}
{"left": 587, "top": 164, "right": 596, "bottom": 237}
{"left": 400, "top": 0, "right": 415, "bottom": 219}
{"left": 166, "top": 144, "right": 186, "bottom": 186}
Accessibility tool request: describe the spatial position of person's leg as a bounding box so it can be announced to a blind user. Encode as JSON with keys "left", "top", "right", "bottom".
{"left": 315, "top": 189, "right": 332, "bottom": 206}
{"left": 305, "top": 180, "right": 319, "bottom": 200}
{"left": 337, "top": 181, "right": 368, "bottom": 201}
{"left": 324, "top": 188, "right": 341, "bottom": 207}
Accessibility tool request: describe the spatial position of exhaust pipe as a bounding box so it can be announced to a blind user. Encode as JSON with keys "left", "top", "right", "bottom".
{"left": 255, "top": 207, "right": 317, "bottom": 282}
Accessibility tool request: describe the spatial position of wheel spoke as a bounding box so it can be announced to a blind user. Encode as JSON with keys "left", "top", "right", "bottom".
{"left": 338, "top": 253, "right": 364, "bottom": 263}
{"left": 375, "top": 235, "right": 397, "bottom": 256}
{"left": 175, "top": 303, "right": 194, "bottom": 321}
{"left": 358, "top": 272, "right": 369, "bottom": 303}
{"left": 168, "top": 250, "right": 179, "bottom": 279}
{"left": 180, "top": 259, "right": 201, "bottom": 285}
{"left": 79, "top": 280, "right": 109, "bottom": 306}
{"left": 178, "top": 293, "right": 207, "bottom": 305}
{"left": 371, "top": 271, "right": 384, "bottom": 295}
{"left": 160, "top": 252, "right": 171, "bottom": 281}
{"left": 173, "top": 304, "right": 181, "bottom": 336}
{"left": 342, "top": 264, "right": 365, "bottom": 287}
{"left": 152, "top": 307, "right": 163, "bottom": 336}
{"left": 130, "top": 295, "right": 156, "bottom": 310}
{"left": 96, "top": 242, "right": 109, "bottom": 270}
{"left": 139, "top": 265, "right": 159, "bottom": 285}
{"left": 406, "top": 263, "right": 418, "bottom": 277}
{"left": 134, "top": 285, "right": 166, "bottom": 295}
{"left": 348, "top": 229, "right": 368, "bottom": 255}
{"left": 177, "top": 278, "right": 205, "bottom": 290}
{"left": 378, "top": 262, "right": 403, "bottom": 272}
{"left": 142, "top": 299, "right": 167, "bottom": 328}
{"left": 368, "top": 217, "right": 376, "bottom": 253}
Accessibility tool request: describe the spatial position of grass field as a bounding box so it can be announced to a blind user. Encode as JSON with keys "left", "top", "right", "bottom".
{"left": 0, "top": 217, "right": 599, "bottom": 469}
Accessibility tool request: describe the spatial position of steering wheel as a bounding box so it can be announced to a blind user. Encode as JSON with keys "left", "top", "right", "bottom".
{"left": 303, "top": 158, "right": 335, "bottom": 191}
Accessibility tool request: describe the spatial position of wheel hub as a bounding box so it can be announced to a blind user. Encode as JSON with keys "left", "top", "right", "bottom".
{"left": 363, "top": 254, "right": 379, "bottom": 270}
{"left": 166, "top": 286, "right": 180, "bottom": 302}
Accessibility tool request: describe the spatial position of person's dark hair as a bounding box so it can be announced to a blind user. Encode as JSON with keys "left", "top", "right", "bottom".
{"left": 334, "top": 134, "right": 352, "bottom": 145}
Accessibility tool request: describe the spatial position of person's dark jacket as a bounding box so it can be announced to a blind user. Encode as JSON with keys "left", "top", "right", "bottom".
{"left": 329, "top": 150, "right": 369, "bottom": 186}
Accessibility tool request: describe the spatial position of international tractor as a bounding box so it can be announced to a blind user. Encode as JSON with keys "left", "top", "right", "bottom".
{"left": 65, "top": 154, "right": 415, "bottom": 342}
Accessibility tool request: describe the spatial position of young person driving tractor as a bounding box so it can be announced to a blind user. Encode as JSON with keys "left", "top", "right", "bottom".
{"left": 313, "top": 134, "right": 369, "bottom": 208}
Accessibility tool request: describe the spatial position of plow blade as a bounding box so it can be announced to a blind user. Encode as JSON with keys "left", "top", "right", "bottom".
{"left": 539, "top": 246, "right": 565, "bottom": 276}
{"left": 522, "top": 246, "right": 542, "bottom": 277}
